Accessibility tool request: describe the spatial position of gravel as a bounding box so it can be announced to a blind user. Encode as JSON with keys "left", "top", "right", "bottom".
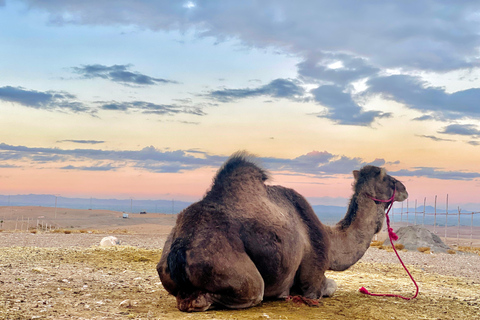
{"left": 1, "top": 231, "right": 479, "bottom": 282}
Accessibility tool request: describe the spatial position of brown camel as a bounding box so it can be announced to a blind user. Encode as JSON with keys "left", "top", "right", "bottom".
{"left": 157, "top": 152, "right": 408, "bottom": 312}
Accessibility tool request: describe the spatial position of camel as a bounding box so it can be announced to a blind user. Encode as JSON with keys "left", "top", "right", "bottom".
{"left": 157, "top": 152, "right": 408, "bottom": 312}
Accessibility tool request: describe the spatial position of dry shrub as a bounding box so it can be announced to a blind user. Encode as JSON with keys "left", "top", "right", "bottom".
{"left": 109, "top": 228, "right": 129, "bottom": 234}
{"left": 394, "top": 243, "right": 405, "bottom": 250}
{"left": 417, "top": 247, "right": 431, "bottom": 254}
{"left": 458, "top": 246, "right": 480, "bottom": 255}
{"left": 63, "top": 230, "right": 71, "bottom": 234}
{"left": 30, "top": 230, "right": 37, "bottom": 234}
{"left": 79, "top": 229, "right": 88, "bottom": 233}
{"left": 370, "top": 240, "right": 384, "bottom": 247}
{"left": 0, "top": 229, "right": 3, "bottom": 232}
{"left": 447, "top": 249, "right": 456, "bottom": 254}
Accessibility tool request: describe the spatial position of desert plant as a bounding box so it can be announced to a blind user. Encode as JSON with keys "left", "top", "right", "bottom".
{"left": 394, "top": 243, "right": 405, "bottom": 250}
{"left": 458, "top": 246, "right": 480, "bottom": 255}
{"left": 417, "top": 247, "right": 431, "bottom": 254}
{"left": 447, "top": 249, "right": 456, "bottom": 254}
{"left": 370, "top": 240, "right": 384, "bottom": 247}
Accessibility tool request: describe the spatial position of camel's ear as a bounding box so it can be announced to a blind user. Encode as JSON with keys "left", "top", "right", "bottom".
{"left": 353, "top": 170, "right": 360, "bottom": 180}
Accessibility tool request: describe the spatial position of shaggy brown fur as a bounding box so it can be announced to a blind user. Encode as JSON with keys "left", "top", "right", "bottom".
{"left": 157, "top": 152, "right": 408, "bottom": 312}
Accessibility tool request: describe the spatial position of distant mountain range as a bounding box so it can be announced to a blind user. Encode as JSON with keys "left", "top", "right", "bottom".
{"left": 0, "top": 194, "right": 191, "bottom": 214}
{"left": 2, "top": 194, "right": 476, "bottom": 226}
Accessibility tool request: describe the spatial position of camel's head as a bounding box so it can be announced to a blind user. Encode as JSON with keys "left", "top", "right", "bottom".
{"left": 353, "top": 166, "right": 408, "bottom": 203}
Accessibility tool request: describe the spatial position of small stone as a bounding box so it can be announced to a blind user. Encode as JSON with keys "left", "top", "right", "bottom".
{"left": 119, "top": 299, "right": 132, "bottom": 308}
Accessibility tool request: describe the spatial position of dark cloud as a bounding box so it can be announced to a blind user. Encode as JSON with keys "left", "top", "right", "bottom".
{"left": 73, "top": 64, "right": 177, "bottom": 86}
{"left": 391, "top": 167, "right": 480, "bottom": 181}
{"left": 0, "top": 86, "right": 90, "bottom": 113}
{"left": 468, "top": 141, "right": 480, "bottom": 146}
{"left": 98, "top": 101, "right": 206, "bottom": 116}
{"left": 438, "top": 124, "right": 480, "bottom": 138}
{"left": 366, "top": 75, "right": 480, "bottom": 121}
{"left": 311, "top": 85, "right": 391, "bottom": 126}
{"left": 57, "top": 140, "right": 105, "bottom": 144}
{"left": 207, "top": 78, "right": 305, "bottom": 102}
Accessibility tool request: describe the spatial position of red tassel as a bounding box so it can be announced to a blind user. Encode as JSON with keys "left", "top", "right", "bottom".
{"left": 359, "top": 287, "right": 370, "bottom": 294}
{"left": 388, "top": 227, "right": 399, "bottom": 241}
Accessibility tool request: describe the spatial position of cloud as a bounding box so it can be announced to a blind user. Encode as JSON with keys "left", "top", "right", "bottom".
{"left": 72, "top": 64, "right": 177, "bottom": 86}
{"left": 0, "top": 143, "right": 224, "bottom": 173}
{"left": 263, "top": 151, "right": 386, "bottom": 176}
{"left": 417, "top": 135, "right": 455, "bottom": 142}
{"left": 23, "top": 1, "right": 480, "bottom": 72}
{"left": 366, "top": 75, "right": 480, "bottom": 121}
{"left": 98, "top": 101, "right": 206, "bottom": 116}
{"left": 16, "top": 1, "right": 480, "bottom": 128}
{"left": 0, "top": 86, "right": 90, "bottom": 113}
{"left": 391, "top": 167, "right": 480, "bottom": 181}
{"left": 311, "top": 85, "right": 391, "bottom": 126}
{"left": 297, "top": 53, "right": 380, "bottom": 86}
{"left": 207, "top": 78, "right": 305, "bottom": 102}
{"left": 2, "top": 142, "right": 478, "bottom": 180}
{"left": 57, "top": 140, "right": 105, "bottom": 144}
{"left": 438, "top": 124, "right": 480, "bottom": 138}
{"left": 60, "top": 164, "right": 116, "bottom": 171}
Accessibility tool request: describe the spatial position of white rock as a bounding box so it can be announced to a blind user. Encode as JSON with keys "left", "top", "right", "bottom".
{"left": 119, "top": 299, "right": 132, "bottom": 308}
{"left": 100, "top": 236, "right": 120, "bottom": 247}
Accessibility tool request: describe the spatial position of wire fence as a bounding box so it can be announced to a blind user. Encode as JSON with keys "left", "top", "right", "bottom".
{"left": 388, "top": 195, "right": 480, "bottom": 247}
{"left": 1, "top": 194, "right": 480, "bottom": 247}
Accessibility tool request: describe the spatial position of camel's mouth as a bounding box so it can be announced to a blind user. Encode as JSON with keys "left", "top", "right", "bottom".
{"left": 395, "top": 191, "right": 408, "bottom": 202}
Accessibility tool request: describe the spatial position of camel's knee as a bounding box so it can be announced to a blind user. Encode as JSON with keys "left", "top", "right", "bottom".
{"left": 322, "top": 278, "right": 337, "bottom": 297}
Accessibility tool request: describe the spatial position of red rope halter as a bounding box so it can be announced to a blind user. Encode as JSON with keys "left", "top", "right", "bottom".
{"left": 359, "top": 188, "right": 419, "bottom": 300}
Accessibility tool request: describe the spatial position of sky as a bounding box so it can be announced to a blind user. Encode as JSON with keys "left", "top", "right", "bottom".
{"left": 1, "top": 0, "right": 480, "bottom": 211}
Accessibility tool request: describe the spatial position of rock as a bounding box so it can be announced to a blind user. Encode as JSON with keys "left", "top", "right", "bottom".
{"left": 100, "top": 236, "right": 120, "bottom": 247}
{"left": 384, "top": 225, "right": 452, "bottom": 253}
{"left": 119, "top": 299, "right": 132, "bottom": 308}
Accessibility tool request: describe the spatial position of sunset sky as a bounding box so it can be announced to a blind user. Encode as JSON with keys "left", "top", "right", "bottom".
{"left": 1, "top": 1, "right": 480, "bottom": 210}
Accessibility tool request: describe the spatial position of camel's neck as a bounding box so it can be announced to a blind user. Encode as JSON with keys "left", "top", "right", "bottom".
{"left": 327, "top": 194, "right": 384, "bottom": 271}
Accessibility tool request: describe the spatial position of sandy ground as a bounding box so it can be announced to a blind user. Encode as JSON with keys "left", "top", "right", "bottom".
{"left": 1, "top": 206, "right": 479, "bottom": 319}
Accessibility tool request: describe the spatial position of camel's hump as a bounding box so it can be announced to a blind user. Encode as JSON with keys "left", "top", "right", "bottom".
{"left": 212, "top": 151, "right": 270, "bottom": 186}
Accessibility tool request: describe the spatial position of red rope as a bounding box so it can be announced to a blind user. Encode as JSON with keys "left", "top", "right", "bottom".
{"left": 360, "top": 189, "right": 419, "bottom": 300}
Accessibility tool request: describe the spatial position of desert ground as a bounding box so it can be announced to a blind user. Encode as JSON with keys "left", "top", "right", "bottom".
{"left": 1, "top": 206, "right": 479, "bottom": 319}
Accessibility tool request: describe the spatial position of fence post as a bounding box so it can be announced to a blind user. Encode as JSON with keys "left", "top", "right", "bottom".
{"left": 401, "top": 201, "right": 403, "bottom": 223}
{"left": 457, "top": 207, "right": 460, "bottom": 246}
{"left": 423, "top": 197, "right": 426, "bottom": 227}
{"left": 406, "top": 199, "right": 409, "bottom": 226}
{"left": 444, "top": 194, "right": 449, "bottom": 244}
{"left": 471, "top": 212, "right": 474, "bottom": 247}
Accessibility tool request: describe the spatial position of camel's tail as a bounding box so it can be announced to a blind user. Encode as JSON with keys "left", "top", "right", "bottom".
{"left": 167, "top": 238, "right": 193, "bottom": 290}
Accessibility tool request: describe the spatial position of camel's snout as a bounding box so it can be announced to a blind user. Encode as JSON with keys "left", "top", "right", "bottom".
{"left": 395, "top": 181, "right": 408, "bottom": 202}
